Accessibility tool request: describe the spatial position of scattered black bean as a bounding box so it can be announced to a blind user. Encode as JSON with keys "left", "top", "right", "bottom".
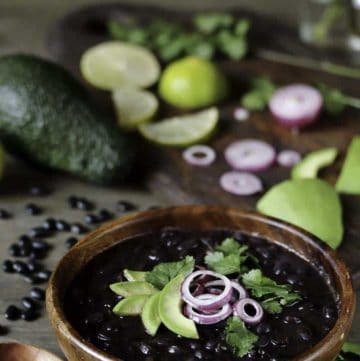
{"left": 116, "top": 200, "right": 137, "bottom": 212}
{"left": 42, "top": 218, "right": 56, "bottom": 231}
{"left": 2, "top": 259, "right": 15, "bottom": 273}
{"left": 8, "top": 244, "right": 21, "bottom": 257}
{"left": 29, "top": 227, "right": 53, "bottom": 238}
{"left": 71, "top": 223, "right": 89, "bottom": 234}
{"left": 35, "top": 270, "right": 52, "bottom": 281}
{"left": 55, "top": 219, "right": 70, "bottom": 231}
{"left": 13, "top": 260, "right": 30, "bottom": 275}
{"left": 21, "top": 309, "right": 39, "bottom": 321}
{"left": 23, "top": 274, "right": 43, "bottom": 285}
{"left": 31, "top": 239, "right": 51, "bottom": 252}
{"left": 65, "top": 237, "right": 78, "bottom": 249}
{"left": 25, "top": 203, "right": 43, "bottom": 216}
{"left": 21, "top": 297, "right": 38, "bottom": 310}
{"left": 0, "top": 325, "right": 8, "bottom": 335}
{"left": 18, "top": 234, "right": 32, "bottom": 247}
{"left": 5, "top": 305, "right": 21, "bottom": 321}
{"left": 76, "top": 198, "right": 94, "bottom": 211}
{"left": 84, "top": 214, "right": 99, "bottom": 225}
{"left": 29, "top": 185, "right": 50, "bottom": 196}
{"left": 26, "top": 261, "right": 41, "bottom": 273}
{"left": 29, "top": 249, "right": 47, "bottom": 260}
{"left": 29, "top": 287, "right": 45, "bottom": 301}
{"left": 0, "top": 209, "right": 12, "bottom": 219}
{"left": 98, "top": 209, "right": 114, "bottom": 222}
{"left": 19, "top": 245, "right": 31, "bottom": 257}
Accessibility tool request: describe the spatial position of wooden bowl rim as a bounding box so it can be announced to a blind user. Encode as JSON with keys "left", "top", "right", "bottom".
{"left": 46, "top": 205, "right": 356, "bottom": 361}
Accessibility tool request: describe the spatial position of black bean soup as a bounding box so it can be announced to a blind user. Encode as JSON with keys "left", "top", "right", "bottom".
{"left": 64, "top": 228, "right": 339, "bottom": 361}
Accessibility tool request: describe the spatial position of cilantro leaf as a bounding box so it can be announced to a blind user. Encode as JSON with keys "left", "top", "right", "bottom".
{"left": 242, "top": 269, "right": 301, "bottom": 314}
{"left": 205, "top": 252, "right": 244, "bottom": 275}
{"left": 317, "top": 83, "right": 347, "bottom": 114}
{"left": 216, "top": 30, "right": 248, "bottom": 60}
{"left": 145, "top": 256, "right": 195, "bottom": 289}
{"left": 216, "top": 237, "right": 248, "bottom": 255}
{"left": 225, "top": 317, "right": 258, "bottom": 357}
{"left": 194, "top": 13, "right": 235, "bottom": 34}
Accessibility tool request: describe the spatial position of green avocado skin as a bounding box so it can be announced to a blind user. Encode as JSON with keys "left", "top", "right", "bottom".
{"left": 0, "top": 54, "right": 135, "bottom": 184}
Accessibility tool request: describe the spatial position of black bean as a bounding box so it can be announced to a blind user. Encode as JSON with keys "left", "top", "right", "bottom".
{"left": 21, "top": 297, "right": 37, "bottom": 310}
{"left": 23, "top": 275, "right": 43, "bottom": 285}
{"left": 19, "top": 245, "right": 31, "bottom": 257}
{"left": 65, "top": 237, "right": 78, "bottom": 249}
{"left": 25, "top": 203, "right": 43, "bottom": 216}
{"left": 0, "top": 209, "right": 12, "bottom": 219}
{"left": 71, "top": 223, "right": 89, "bottom": 234}
{"left": 76, "top": 198, "right": 94, "bottom": 211}
{"left": 13, "top": 260, "right": 30, "bottom": 275}
{"left": 8, "top": 243, "right": 21, "bottom": 257}
{"left": 5, "top": 305, "right": 21, "bottom": 320}
{"left": 168, "top": 345, "right": 180, "bottom": 354}
{"left": 116, "top": 200, "right": 137, "bottom": 212}
{"left": 29, "top": 287, "right": 45, "bottom": 301}
{"left": 34, "top": 270, "right": 52, "bottom": 281}
{"left": 257, "top": 335, "right": 270, "bottom": 348}
{"left": 322, "top": 305, "right": 337, "bottom": 320}
{"left": 138, "top": 342, "right": 151, "bottom": 355}
{"left": 84, "top": 214, "right": 99, "bottom": 225}
{"left": 29, "top": 185, "right": 50, "bottom": 196}
{"left": 31, "top": 239, "right": 50, "bottom": 251}
{"left": 29, "top": 227, "right": 52, "bottom": 238}
{"left": 98, "top": 209, "right": 114, "bottom": 222}
{"left": 26, "top": 261, "right": 41, "bottom": 273}
{"left": 42, "top": 218, "right": 56, "bottom": 231}
{"left": 29, "top": 249, "right": 47, "bottom": 260}
{"left": 18, "top": 235, "right": 32, "bottom": 247}
{"left": 2, "top": 259, "right": 15, "bottom": 273}
{"left": 270, "top": 334, "right": 289, "bottom": 347}
{"left": 283, "top": 315, "right": 302, "bottom": 324}
{"left": 297, "top": 325, "right": 312, "bottom": 341}
{"left": 0, "top": 325, "right": 8, "bottom": 335}
{"left": 55, "top": 219, "right": 70, "bottom": 231}
{"left": 256, "top": 322, "right": 272, "bottom": 335}
{"left": 21, "top": 309, "right": 39, "bottom": 321}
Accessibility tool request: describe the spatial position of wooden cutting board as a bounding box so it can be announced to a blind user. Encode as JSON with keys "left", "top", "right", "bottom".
{"left": 48, "top": 4, "right": 360, "bottom": 286}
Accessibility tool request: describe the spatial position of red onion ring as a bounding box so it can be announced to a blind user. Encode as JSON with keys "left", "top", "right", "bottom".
{"left": 224, "top": 139, "right": 276, "bottom": 172}
{"left": 184, "top": 294, "right": 233, "bottom": 325}
{"left": 233, "top": 107, "right": 249, "bottom": 122}
{"left": 269, "top": 84, "right": 323, "bottom": 128}
{"left": 233, "top": 298, "right": 264, "bottom": 325}
{"left": 220, "top": 171, "right": 263, "bottom": 196}
{"left": 183, "top": 145, "right": 216, "bottom": 167}
{"left": 181, "top": 271, "right": 233, "bottom": 311}
{"left": 277, "top": 150, "right": 301, "bottom": 167}
{"left": 205, "top": 280, "right": 247, "bottom": 300}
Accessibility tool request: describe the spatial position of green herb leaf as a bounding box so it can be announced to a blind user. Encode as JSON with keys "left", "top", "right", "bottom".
{"left": 317, "top": 83, "right": 347, "bottom": 114}
{"left": 242, "top": 269, "right": 301, "bottom": 313}
{"left": 194, "top": 13, "right": 235, "bottom": 34}
{"left": 225, "top": 317, "right": 258, "bottom": 357}
{"left": 107, "top": 20, "right": 129, "bottom": 40}
{"left": 234, "top": 19, "right": 252, "bottom": 36}
{"left": 216, "top": 30, "right": 248, "bottom": 60}
{"left": 215, "top": 237, "right": 248, "bottom": 255}
{"left": 145, "top": 256, "right": 195, "bottom": 289}
{"left": 205, "top": 252, "right": 244, "bottom": 275}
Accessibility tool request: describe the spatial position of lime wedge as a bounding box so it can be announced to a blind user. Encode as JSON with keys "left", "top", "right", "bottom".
{"left": 292, "top": 147, "right": 338, "bottom": 179}
{"left": 113, "top": 295, "right": 149, "bottom": 316}
{"left": 80, "top": 41, "right": 160, "bottom": 90}
{"left": 158, "top": 274, "right": 199, "bottom": 339}
{"left": 123, "top": 269, "right": 148, "bottom": 282}
{"left": 0, "top": 144, "right": 4, "bottom": 180}
{"left": 110, "top": 281, "right": 158, "bottom": 297}
{"left": 112, "top": 88, "right": 159, "bottom": 129}
{"left": 139, "top": 107, "right": 219, "bottom": 147}
{"left": 141, "top": 292, "right": 162, "bottom": 336}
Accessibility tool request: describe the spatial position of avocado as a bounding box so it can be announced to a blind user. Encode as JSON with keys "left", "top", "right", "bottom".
{"left": 0, "top": 54, "right": 135, "bottom": 184}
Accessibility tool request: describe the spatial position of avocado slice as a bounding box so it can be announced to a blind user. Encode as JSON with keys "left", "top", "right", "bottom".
{"left": 257, "top": 179, "right": 343, "bottom": 249}
{"left": 141, "top": 292, "right": 162, "bottom": 336}
{"left": 113, "top": 295, "right": 149, "bottom": 316}
{"left": 158, "top": 274, "right": 199, "bottom": 339}
{"left": 0, "top": 54, "right": 134, "bottom": 184}
{"left": 292, "top": 147, "right": 338, "bottom": 179}
{"left": 336, "top": 136, "right": 360, "bottom": 194}
{"left": 123, "top": 269, "right": 148, "bottom": 282}
{"left": 110, "top": 281, "right": 158, "bottom": 297}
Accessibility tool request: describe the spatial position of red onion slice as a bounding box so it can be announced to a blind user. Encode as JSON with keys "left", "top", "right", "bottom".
{"left": 277, "top": 150, "right": 301, "bottom": 167}
{"left": 184, "top": 294, "right": 233, "bottom": 325}
{"left": 233, "top": 298, "right": 264, "bottom": 325}
{"left": 183, "top": 145, "right": 216, "bottom": 167}
{"left": 220, "top": 171, "right": 263, "bottom": 196}
{"left": 224, "top": 139, "right": 276, "bottom": 172}
{"left": 181, "top": 271, "right": 233, "bottom": 311}
{"left": 205, "top": 280, "right": 247, "bottom": 300}
{"left": 269, "top": 84, "right": 323, "bottom": 128}
{"left": 234, "top": 107, "right": 249, "bottom": 122}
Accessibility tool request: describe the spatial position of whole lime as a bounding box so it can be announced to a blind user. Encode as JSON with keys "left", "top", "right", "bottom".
{"left": 159, "top": 57, "right": 229, "bottom": 109}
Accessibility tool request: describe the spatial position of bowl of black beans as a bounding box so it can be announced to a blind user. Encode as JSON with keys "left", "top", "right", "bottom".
{"left": 46, "top": 205, "right": 356, "bottom": 361}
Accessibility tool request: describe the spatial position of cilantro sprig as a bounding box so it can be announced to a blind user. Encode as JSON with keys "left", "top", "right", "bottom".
{"left": 225, "top": 317, "right": 258, "bottom": 357}
{"left": 242, "top": 269, "right": 301, "bottom": 314}
{"left": 205, "top": 237, "right": 257, "bottom": 275}
{"left": 145, "top": 255, "right": 195, "bottom": 289}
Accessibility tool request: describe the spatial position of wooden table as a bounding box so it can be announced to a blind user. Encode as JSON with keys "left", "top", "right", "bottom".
{"left": 0, "top": 1, "right": 359, "bottom": 358}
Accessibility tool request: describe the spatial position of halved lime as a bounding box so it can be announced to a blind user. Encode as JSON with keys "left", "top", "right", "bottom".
{"left": 123, "top": 269, "right": 148, "bottom": 282}
{"left": 141, "top": 292, "right": 162, "bottom": 336}
{"left": 110, "top": 281, "right": 158, "bottom": 297}
{"left": 80, "top": 41, "right": 161, "bottom": 90}
{"left": 112, "top": 88, "right": 159, "bottom": 129}
{"left": 139, "top": 107, "right": 218, "bottom": 147}
{"left": 113, "top": 295, "right": 149, "bottom": 316}
{"left": 158, "top": 274, "right": 199, "bottom": 339}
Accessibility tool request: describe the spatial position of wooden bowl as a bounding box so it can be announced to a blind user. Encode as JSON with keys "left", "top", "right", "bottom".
{"left": 46, "top": 205, "right": 356, "bottom": 361}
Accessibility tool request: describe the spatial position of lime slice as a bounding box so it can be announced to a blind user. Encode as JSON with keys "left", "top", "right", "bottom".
{"left": 336, "top": 136, "right": 360, "bottom": 194}
{"left": 158, "top": 274, "right": 199, "bottom": 339}
{"left": 139, "top": 107, "right": 218, "bottom": 147}
{"left": 292, "top": 147, "right": 338, "bottom": 179}
{"left": 123, "top": 269, "right": 148, "bottom": 282}
{"left": 110, "top": 281, "right": 158, "bottom": 297}
{"left": 112, "top": 88, "right": 159, "bottom": 129}
{"left": 113, "top": 295, "right": 149, "bottom": 316}
{"left": 80, "top": 41, "right": 160, "bottom": 90}
{"left": 257, "top": 179, "right": 343, "bottom": 249}
{"left": 0, "top": 144, "right": 4, "bottom": 180}
{"left": 141, "top": 292, "right": 162, "bottom": 336}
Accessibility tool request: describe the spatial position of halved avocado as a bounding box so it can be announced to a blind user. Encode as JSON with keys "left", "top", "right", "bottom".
{"left": 123, "top": 269, "right": 148, "bottom": 282}
{"left": 110, "top": 281, "right": 157, "bottom": 297}
{"left": 113, "top": 295, "right": 150, "bottom": 316}
{"left": 141, "top": 292, "right": 162, "bottom": 336}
